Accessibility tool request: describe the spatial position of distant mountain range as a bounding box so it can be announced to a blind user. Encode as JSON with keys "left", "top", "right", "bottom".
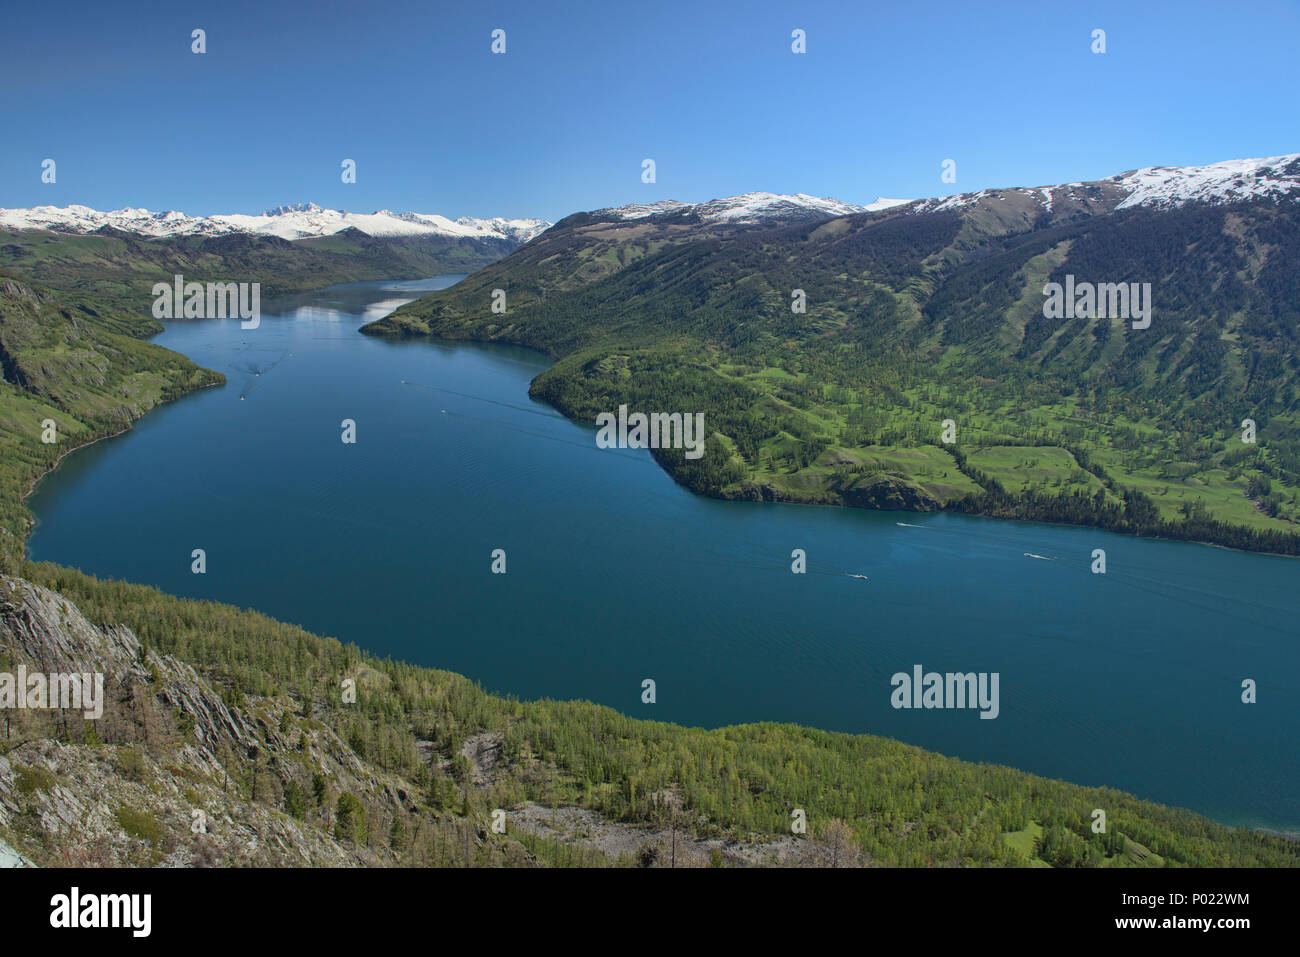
{"left": 9, "top": 151, "right": 1293, "bottom": 248}
{"left": 581, "top": 153, "right": 1299, "bottom": 228}
{"left": 576, "top": 153, "right": 1300, "bottom": 228}
{"left": 0, "top": 193, "right": 897, "bottom": 242}
{"left": 0, "top": 201, "right": 551, "bottom": 244}
{"left": 363, "top": 153, "right": 1300, "bottom": 324}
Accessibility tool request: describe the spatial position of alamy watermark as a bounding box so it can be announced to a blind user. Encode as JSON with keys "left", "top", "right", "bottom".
{"left": 152, "top": 274, "right": 260, "bottom": 328}
{"left": 1042, "top": 275, "right": 1150, "bottom": 329}
{"left": 0, "top": 666, "right": 104, "bottom": 719}
{"left": 50, "top": 887, "right": 150, "bottom": 937}
{"left": 890, "top": 665, "right": 999, "bottom": 719}
{"left": 595, "top": 405, "right": 706, "bottom": 460}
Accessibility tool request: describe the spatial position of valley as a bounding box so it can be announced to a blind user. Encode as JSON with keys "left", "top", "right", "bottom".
{"left": 18, "top": 276, "right": 1300, "bottom": 841}
{"left": 1, "top": 158, "right": 1297, "bottom": 869}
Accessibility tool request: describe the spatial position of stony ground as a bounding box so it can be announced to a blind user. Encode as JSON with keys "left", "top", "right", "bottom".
{"left": 510, "top": 804, "right": 862, "bottom": 868}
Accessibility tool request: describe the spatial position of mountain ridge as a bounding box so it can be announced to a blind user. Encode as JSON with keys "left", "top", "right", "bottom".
{"left": 5, "top": 152, "right": 1294, "bottom": 245}
{"left": 907, "top": 152, "right": 1300, "bottom": 217}
{"left": 0, "top": 203, "right": 551, "bottom": 244}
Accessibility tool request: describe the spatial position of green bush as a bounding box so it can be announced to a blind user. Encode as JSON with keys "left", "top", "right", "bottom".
{"left": 115, "top": 747, "right": 148, "bottom": 781}
{"left": 114, "top": 805, "right": 161, "bottom": 845}
{"left": 15, "top": 765, "right": 56, "bottom": 795}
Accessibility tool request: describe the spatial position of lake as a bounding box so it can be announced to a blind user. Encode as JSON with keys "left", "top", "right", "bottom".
{"left": 26, "top": 276, "right": 1300, "bottom": 833}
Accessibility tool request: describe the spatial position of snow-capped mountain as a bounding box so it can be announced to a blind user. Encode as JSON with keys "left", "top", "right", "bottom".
{"left": 596, "top": 199, "right": 692, "bottom": 220}
{"left": 1109, "top": 154, "right": 1300, "bottom": 210}
{"left": 594, "top": 192, "right": 909, "bottom": 226}
{"left": 5, "top": 154, "right": 1292, "bottom": 247}
{"left": 0, "top": 202, "right": 551, "bottom": 244}
{"left": 690, "top": 192, "right": 870, "bottom": 223}
{"left": 584, "top": 156, "right": 1299, "bottom": 228}
{"left": 908, "top": 153, "right": 1300, "bottom": 216}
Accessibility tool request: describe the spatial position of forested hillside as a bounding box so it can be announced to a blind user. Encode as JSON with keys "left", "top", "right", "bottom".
{"left": 0, "top": 277, "right": 222, "bottom": 576}
{"left": 5, "top": 564, "right": 1295, "bottom": 868}
{"left": 0, "top": 227, "right": 515, "bottom": 312}
{"left": 365, "top": 191, "right": 1300, "bottom": 554}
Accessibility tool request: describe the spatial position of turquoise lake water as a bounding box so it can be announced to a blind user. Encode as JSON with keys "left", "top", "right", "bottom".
{"left": 26, "top": 276, "right": 1299, "bottom": 833}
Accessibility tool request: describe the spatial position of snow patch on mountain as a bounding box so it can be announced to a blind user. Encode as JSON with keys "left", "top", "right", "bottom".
{"left": 599, "top": 200, "right": 692, "bottom": 221}
{"left": 0, "top": 202, "right": 552, "bottom": 244}
{"left": 692, "top": 192, "right": 866, "bottom": 223}
{"left": 1110, "top": 153, "right": 1300, "bottom": 210}
{"left": 863, "top": 197, "right": 913, "bottom": 211}
{"left": 904, "top": 154, "right": 1300, "bottom": 217}
{"left": 912, "top": 191, "right": 987, "bottom": 213}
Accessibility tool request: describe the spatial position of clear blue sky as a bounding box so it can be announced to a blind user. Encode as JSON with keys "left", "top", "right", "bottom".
{"left": 2, "top": 0, "right": 1296, "bottom": 221}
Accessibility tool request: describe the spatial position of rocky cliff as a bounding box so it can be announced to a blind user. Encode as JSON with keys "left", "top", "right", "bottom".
{"left": 0, "top": 576, "right": 435, "bottom": 866}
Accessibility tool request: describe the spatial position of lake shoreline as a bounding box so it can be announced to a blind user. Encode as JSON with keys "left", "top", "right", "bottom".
{"left": 18, "top": 378, "right": 226, "bottom": 557}
{"left": 362, "top": 320, "right": 1300, "bottom": 560}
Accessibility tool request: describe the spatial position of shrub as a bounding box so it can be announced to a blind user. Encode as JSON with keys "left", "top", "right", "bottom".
{"left": 114, "top": 805, "right": 161, "bottom": 845}
{"left": 15, "top": 764, "right": 56, "bottom": 795}
{"left": 115, "top": 747, "right": 148, "bottom": 781}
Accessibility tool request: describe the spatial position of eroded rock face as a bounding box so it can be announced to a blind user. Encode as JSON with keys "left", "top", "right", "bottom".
{"left": 459, "top": 731, "right": 505, "bottom": 788}
{"left": 0, "top": 576, "right": 404, "bottom": 867}
{"left": 2, "top": 577, "right": 264, "bottom": 754}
